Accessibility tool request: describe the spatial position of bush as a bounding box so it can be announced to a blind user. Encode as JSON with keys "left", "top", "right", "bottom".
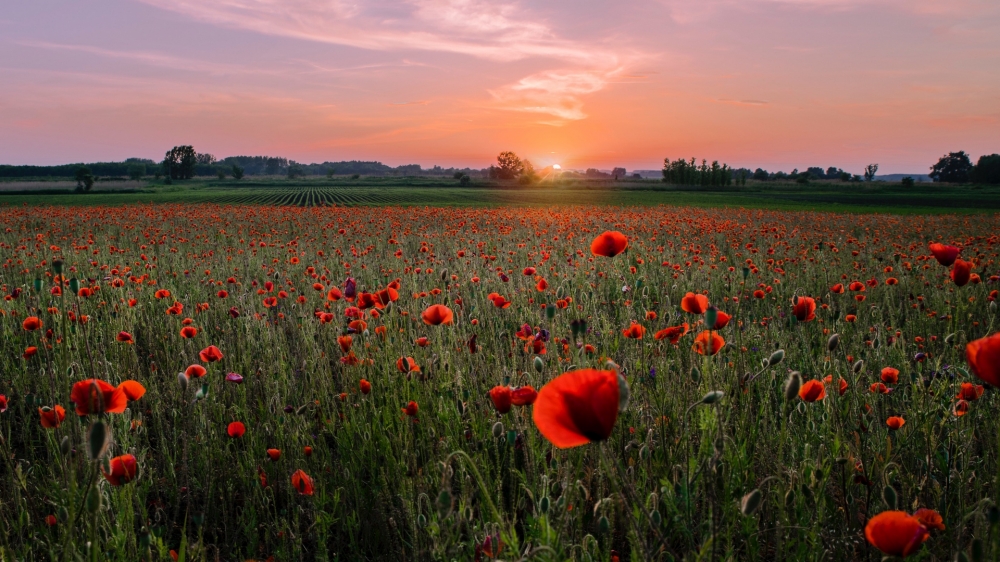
{"left": 459, "top": 175, "right": 470, "bottom": 186}
{"left": 901, "top": 177, "right": 915, "bottom": 187}
{"left": 972, "top": 154, "right": 1000, "bottom": 184}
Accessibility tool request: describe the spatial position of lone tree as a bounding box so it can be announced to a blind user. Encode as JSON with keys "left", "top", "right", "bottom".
{"left": 864, "top": 163, "right": 879, "bottom": 182}
{"left": 75, "top": 166, "right": 95, "bottom": 191}
{"left": 495, "top": 151, "right": 524, "bottom": 180}
{"left": 972, "top": 154, "right": 1000, "bottom": 185}
{"left": 163, "top": 146, "right": 197, "bottom": 180}
{"left": 231, "top": 165, "right": 245, "bottom": 180}
{"left": 930, "top": 151, "right": 974, "bottom": 183}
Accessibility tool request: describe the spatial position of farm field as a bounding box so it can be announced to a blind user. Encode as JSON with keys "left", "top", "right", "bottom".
{"left": 2, "top": 178, "right": 1000, "bottom": 213}
{"left": 1, "top": 203, "right": 999, "bottom": 561}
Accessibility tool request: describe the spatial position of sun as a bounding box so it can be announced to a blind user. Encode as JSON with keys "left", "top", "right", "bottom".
{"left": 552, "top": 164, "right": 561, "bottom": 170}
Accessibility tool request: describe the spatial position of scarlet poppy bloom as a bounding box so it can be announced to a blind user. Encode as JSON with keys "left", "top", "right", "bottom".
{"left": 359, "top": 379, "right": 372, "bottom": 395}
{"left": 39, "top": 405, "right": 66, "bottom": 428}
{"left": 621, "top": 322, "right": 646, "bottom": 339}
{"left": 403, "top": 401, "right": 419, "bottom": 417}
{"left": 511, "top": 385, "right": 538, "bottom": 406}
{"left": 870, "top": 383, "right": 889, "bottom": 394}
{"left": 185, "top": 364, "right": 207, "bottom": 378}
{"left": 303, "top": 446, "right": 313, "bottom": 457}
{"left": 70, "top": 379, "right": 145, "bottom": 415}
{"left": 792, "top": 297, "right": 816, "bottom": 322}
{"left": 217, "top": 290, "right": 228, "bottom": 298}
{"left": 956, "top": 382, "right": 984, "bottom": 401}
{"left": 692, "top": 330, "right": 725, "bottom": 356}
{"left": 266, "top": 449, "right": 281, "bottom": 461}
{"left": 154, "top": 289, "right": 171, "bottom": 299}
{"left": 180, "top": 326, "right": 198, "bottom": 339}
{"left": 654, "top": 323, "right": 689, "bottom": 344}
{"left": 885, "top": 278, "right": 898, "bottom": 286}
{"left": 415, "top": 336, "right": 430, "bottom": 347}
{"left": 116, "top": 331, "right": 134, "bottom": 344}
{"left": 712, "top": 311, "right": 731, "bottom": 330}
{"left": 966, "top": 333, "right": 1000, "bottom": 386}
{"left": 23, "top": 346, "right": 38, "bottom": 359}
{"left": 590, "top": 231, "right": 629, "bottom": 257}
{"left": 798, "top": 380, "right": 826, "bottom": 402}
{"left": 522, "top": 267, "right": 536, "bottom": 276}
{"left": 865, "top": 511, "right": 929, "bottom": 557}
{"left": 0, "top": 395, "right": 6, "bottom": 413}
{"left": 532, "top": 369, "right": 622, "bottom": 449}
{"left": 680, "top": 292, "right": 709, "bottom": 314}
{"left": 337, "top": 335, "right": 353, "bottom": 353}
{"left": 327, "top": 287, "right": 342, "bottom": 301}
{"left": 227, "top": 421, "right": 246, "bottom": 438}
{"left": 421, "top": 304, "right": 454, "bottom": 325}
{"left": 396, "top": 357, "right": 420, "bottom": 373}
{"left": 489, "top": 386, "right": 512, "bottom": 414}
{"left": 753, "top": 290, "right": 765, "bottom": 299}
{"left": 102, "top": 454, "right": 138, "bottom": 486}
{"left": 22, "top": 316, "right": 42, "bottom": 331}
{"left": 490, "top": 294, "right": 512, "bottom": 309}
{"left": 913, "top": 508, "right": 944, "bottom": 531}
{"left": 886, "top": 416, "right": 905, "bottom": 430}
{"left": 929, "top": 243, "right": 960, "bottom": 266}
{"left": 823, "top": 375, "right": 849, "bottom": 395}
{"left": 849, "top": 281, "right": 865, "bottom": 292}
{"left": 291, "top": 469, "right": 314, "bottom": 495}
{"left": 881, "top": 367, "right": 899, "bottom": 384}
{"left": 199, "top": 345, "right": 224, "bottom": 363}
{"left": 954, "top": 399, "right": 970, "bottom": 417}
{"left": 951, "top": 259, "right": 971, "bottom": 287}
{"left": 830, "top": 283, "right": 845, "bottom": 294}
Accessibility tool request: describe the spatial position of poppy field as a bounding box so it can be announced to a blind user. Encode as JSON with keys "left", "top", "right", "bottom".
{"left": 2, "top": 203, "right": 1000, "bottom": 561}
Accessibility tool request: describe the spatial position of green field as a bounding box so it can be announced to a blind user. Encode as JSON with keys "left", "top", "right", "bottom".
{"left": 2, "top": 177, "right": 998, "bottom": 213}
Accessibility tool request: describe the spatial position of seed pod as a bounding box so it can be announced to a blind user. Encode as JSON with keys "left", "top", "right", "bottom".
{"left": 740, "top": 489, "right": 763, "bottom": 516}
{"left": 178, "top": 372, "right": 189, "bottom": 392}
{"left": 704, "top": 306, "right": 718, "bottom": 331}
{"left": 87, "top": 421, "right": 111, "bottom": 461}
{"left": 533, "top": 356, "right": 544, "bottom": 373}
{"left": 539, "top": 496, "right": 550, "bottom": 513}
{"left": 852, "top": 359, "right": 864, "bottom": 374}
{"left": 784, "top": 372, "right": 802, "bottom": 402}
{"left": 701, "top": 391, "right": 724, "bottom": 405}
{"left": 827, "top": 333, "right": 839, "bottom": 352}
{"left": 768, "top": 349, "right": 785, "bottom": 367}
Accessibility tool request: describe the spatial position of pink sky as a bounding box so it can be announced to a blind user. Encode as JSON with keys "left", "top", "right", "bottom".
{"left": 2, "top": 0, "right": 998, "bottom": 173}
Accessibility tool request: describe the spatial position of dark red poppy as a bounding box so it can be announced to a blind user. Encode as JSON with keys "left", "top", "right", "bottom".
{"left": 489, "top": 386, "right": 512, "bottom": 414}
{"left": 403, "top": 401, "right": 419, "bottom": 417}
{"left": 532, "top": 369, "right": 621, "bottom": 448}
{"left": 0, "top": 395, "right": 6, "bottom": 413}
{"left": 830, "top": 283, "right": 845, "bottom": 294}
{"left": 799, "top": 380, "right": 826, "bottom": 402}
{"left": 956, "top": 382, "right": 984, "bottom": 401}
{"left": 621, "top": 322, "right": 646, "bottom": 339}
{"left": 22, "top": 316, "right": 42, "bottom": 331}
{"left": 511, "top": 385, "right": 538, "bottom": 406}
{"left": 951, "top": 259, "right": 971, "bottom": 287}
{"left": 823, "top": 375, "right": 849, "bottom": 395}
{"left": 116, "top": 331, "right": 134, "bottom": 344}
{"left": 590, "top": 231, "right": 629, "bottom": 257}
{"left": 70, "top": 379, "right": 145, "bottom": 415}
{"left": 791, "top": 296, "right": 816, "bottom": 322}
{"left": 39, "top": 405, "right": 66, "bottom": 428}
{"left": 886, "top": 416, "right": 905, "bottom": 430}
{"left": 291, "top": 469, "right": 314, "bottom": 495}
{"left": 102, "top": 454, "right": 138, "bottom": 486}
{"left": 865, "top": 511, "right": 928, "bottom": 557}
{"left": 966, "top": 333, "right": 1000, "bottom": 386}
{"left": 654, "top": 323, "right": 689, "bottom": 343}
{"left": 266, "top": 449, "right": 281, "bottom": 461}
{"left": 929, "top": 243, "right": 960, "bottom": 266}
{"left": 185, "top": 364, "right": 207, "bottom": 378}
{"left": 360, "top": 379, "right": 372, "bottom": 394}
{"left": 421, "top": 304, "right": 454, "bottom": 325}
{"left": 180, "top": 326, "right": 198, "bottom": 339}
{"left": 680, "top": 292, "right": 709, "bottom": 314}
{"left": 227, "top": 421, "right": 246, "bottom": 438}
{"left": 712, "top": 311, "right": 731, "bottom": 330}
{"left": 912, "top": 508, "right": 944, "bottom": 531}
{"left": 199, "top": 345, "right": 224, "bottom": 363}
{"left": 692, "top": 330, "right": 724, "bottom": 356}
{"left": 881, "top": 367, "right": 899, "bottom": 384}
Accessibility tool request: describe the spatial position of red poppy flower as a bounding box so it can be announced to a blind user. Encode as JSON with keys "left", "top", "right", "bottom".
{"left": 830, "top": 283, "right": 845, "bottom": 294}
{"left": 511, "top": 385, "right": 538, "bottom": 406}
{"left": 956, "top": 382, "right": 984, "bottom": 401}
{"left": 532, "top": 369, "right": 622, "bottom": 449}
{"left": 954, "top": 399, "right": 970, "bottom": 416}
{"left": 199, "top": 345, "right": 224, "bottom": 363}
{"left": 792, "top": 297, "right": 816, "bottom": 322}
{"left": 680, "top": 292, "right": 709, "bottom": 314}
{"left": 327, "top": 287, "right": 342, "bottom": 301}
{"left": 397, "top": 356, "right": 420, "bottom": 373}
{"left": 154, "top": 289, "right": 171, "bottom": 299}
{"left": 712, "top": 311, "right": 731, "bottom": 330}
{"left": 865, "top": 511, "right": 929, "bottom": 557}
{"left": 266, "top": 449, "right": 281, "bottom": 461}
{"left": 886, "top": 416, "right": 905, "bottom": 430}
{"left": 291, "top": 469, "right": 314, "bottom": 495}
{"left": 522, "top": 267, "right": 536, "bottom": 275}
{"left": 227, "top": 421, "right": 246, "bottom": 438}
{"left": 116, "top": 331, "right": 134, "bottom": 344}
{"left": 870, "top": 382, "right": 889, "bottom": 394}
{"left": 403, "top": 401, "right": 419, "bottom": 417}
{"left": 849, "top": 281, "right": 866, "bottom": 292}
{"left": 180, "top": 326, "right": 198, "bottom": 339}
{"left": 22, "top": 316, "right": 42, "bottom": 331}
{"left": 421, "top": 304, "right": 454, "bottom": 325}
{"left": 360, "top": 379, "right": 372, "bottom": 395}
{"left": 951, "top": 259, "right": 971, "bottom": 287}
{"left": 621, "top": 322, "right": 646, "bottom": 339}
{"left": 929, "top": 243, "right": 960, "bottom": 266}
{"left": 0, "top": 395, "right": 6, "bottom": 413}
{"left": 102, "top": 454, "right": 138, "bottom": 486}
{"left": 823, "top": 375, "right": 849, "bottom": 395}
{"left": 39, "top": 405, "right": 66, "bottom": 428}
{"left": 881, "top": 367, "right": 899, "bottom": 384}
{"left": 489, "top": 386, "right": 512, "bottom": 414}
{"left": 692, "top": 330, "right": 725, "bottom": 356}
{"left": 799, "top": 380, "right": 826, "bottom": 402}
{"left": 23, "top": 346, "right": 38, "bottom": 359}
{"left": 338, "top": 335, "right": 353, "bottom": 353}
{"left": 590, "top": 231, "right": 629, "bottom": 257}
{"left": 912, "top": 508, "right": 944, "bottom": 531}
{"left": 654, "top": 323, "right": 689, "bottom": 343}
{"left": 70, "top": 379, "right": 145, "bottom": 415}
{"left": 185, "top": 364, "right": 207, "bottom": 378}
{"left": 966, "top": 333, "right": 1000, "bottom": 386}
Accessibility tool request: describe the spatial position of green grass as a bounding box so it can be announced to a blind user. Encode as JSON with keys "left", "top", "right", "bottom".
{"left": 1, "top": 177, "right": 998, "bottom": 214}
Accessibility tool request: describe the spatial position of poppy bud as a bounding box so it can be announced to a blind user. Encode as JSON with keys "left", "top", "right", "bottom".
{"left": 86, "top": 485, "right": 101, "bottom": 513}
{"left": 691, "top": 367, "right": 700, "bottom": 382}
{"left": 436, "top": 490, "right": 452, "bottom": 518}
{"left": 178, "top": 372, "right": 189, "bottom": 391}
{"left": 492, "top": 421, "right": 504, "bottom": 438}
{"left": 740, "top": 489, "right": 763, "bottom": 516}
{"left": 60, "top": 436, "right": 71, "bottom": 456}
{"left": 533, "top": 356, "right": 544, "bottom": 373}
{"left": 546, "top": 303, "right": 556, "bottom": 320}
{"left": 701, "top": 391, "right": 724, "bottom": 405}
{"left": 852, "top": 359, "right": 864, "bottom": 374}
{"left": 784, "top": 372, "right": 802, "bottom": 402}
{"left": 539, "top": 496, "right": 550, "bottom": 513}
{"left": 827, "top": 334, "right": 839, "bottom": 352}
{"left": 87, "top": 421, "right": 111, "bottom": 461}
{"left": 704, "top": 306, "right": 718, "bottom": 330}
{"left": 768, "top": 349, "right": 785, "bottom": 367}
{"left": 53, "top": 259, "right": 64, "bottom": 274}
{"left": 598, "top": 515, "right": 610, "bottom": 534}
{"left": 69, "top": 278, "right": 80, "bottom": 294}
{"left": 881, "top": 485, "right": 897, "bottom": 510}
{"left": 742, "top": 267, "right": 750, "bottom": 278}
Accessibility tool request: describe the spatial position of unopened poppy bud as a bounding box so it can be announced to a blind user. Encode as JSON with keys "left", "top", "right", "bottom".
{"left": 546, "top": 304, "right": 556, "bottom": 320}
{"left": 436, "top": 489, "right": 452, "bottom": 518}
{"left": 784, "top": 372, "right": 802, "bottom": 402}
{"left": 87, "top": 421, "right": 111, "bottom": 461}
{"left": 86, "top": 485, "right": 101, "bottom": 513}
{"left": 53, "top": 259, "right": 64, "bottom": 274}
{"left": 991, "top": 301, "right": 997, "bottom": 313}
{"left": 492, "top": 421, "right": 504, "bottom": 438}
{"left": 295, "top": 405, "right": 307, "bottom": 416}
{"left": 742, "top": 266, "right": 750, "bottom": 278}
{"left": 704, "top": 306, "right": 718, "bottom": 330}
{"left": 533, "top": 356, "right": 545, "bottom": 373}
{"left": 768, "top": 349, "right": 785, "bottom": 366}
{"left": 539, "top": 496, "right": 550, "bottom": 513}
{"left": 852, "top": 359, "right": 864, "bottom": 373}
{"left": 827, "top": 334, "right": 839, "bottom": 352}
{"left": 740, "top": 489, "right": 763, "bottom": 515}
{"left": 178, "top": 372, "right": 189, "bottom": 391}
{"left": 690, "top": 367, "right": 700, "bottom": 382}
{"left": 701, "top": 391, "right": 724, "bottom": 405}
{"left": 60, "top": 436, "right": 71, "bottom": 456}
{"left": 881, "top": 485, "right": 897, "bottom": 510}
{"left": 650, "top": 508, "right": 661, "bottom": 526}
{"left": 598, "top": 515, "right": 610, "bottom": 534}
{"left": 784, "top": 488, "right": 795, "bottom": 507}
{"left": 69, "top": 278, "right": 80, "bottom": 293}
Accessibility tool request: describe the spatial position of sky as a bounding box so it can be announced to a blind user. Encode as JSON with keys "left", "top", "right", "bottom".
{"left": 1, "top": 0, "right": 998, "bottom": 173}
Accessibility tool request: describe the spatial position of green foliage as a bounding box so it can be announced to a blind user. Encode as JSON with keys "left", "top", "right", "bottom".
{"left": 74, "top": 166, "right": 95, "bottom": 191}
{"left": 127, "top": 164, "right": 145, "bottom": 181}
{"left": 230, "top": 164, "right": 244, "bottom": 180}
{"left": 162, "top": 146, "right": 197, "bottom": 180}
{"left": 930, "top": 151, "right": 973, "bottom": 183}
{"left": 972, "top": 154, "right": 1000, "bottom": 185}
{"left": 901, "top": 177, "right": 915, "bottom": 187}
{"left": 662, "top": 157, "right": 733, "bottom": 186}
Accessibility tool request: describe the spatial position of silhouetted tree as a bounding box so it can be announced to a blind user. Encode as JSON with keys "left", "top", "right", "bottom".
{"left": 901, "top": 177, "right": 915, "bottom": 187}
{"left": 864, "top": 163, "right": 879, "bottom": 182}
{"left": 495, "top": 151, "right": 524, "bottom": 180}
{"left": 929, "top": 151, "right": 973, "bottom": 183}
{"left": 972, "top": 154, "right": 1000, "bottom": 184}
{"left": 231, "top": 165, "right": 245, "bottom": 180}
{"left": 753, "top": 168, "right": 769, "bottom": 181}
{"left": 196, "top": 153, "right": 216, "bottom": 165}
{"left": 163, "top": 146, "right": 197, "bottom": 180}
{"left": 75, "top": 166, "right": 95, "bottom": 191}
{"left": 127, "top": 164, "right": 145, "bottom": 181}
